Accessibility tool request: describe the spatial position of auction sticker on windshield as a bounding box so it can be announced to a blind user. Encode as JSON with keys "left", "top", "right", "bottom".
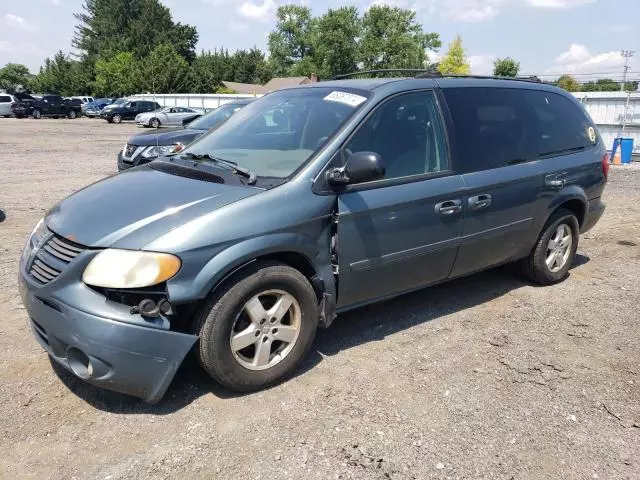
{"left": 323, "top": 91, "right": 367, "bottom": 107}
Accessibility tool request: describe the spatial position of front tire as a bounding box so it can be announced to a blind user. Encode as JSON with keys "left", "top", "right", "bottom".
{"left": 112, "top": 114, "right": 122, "bottom": 124}
{"left": 32, "top": 109, "right": 41, "bottom": 119}
{"left": 196, "top": 262, "right": 319, "bottom": 392}
{"left": 68, "top": 110, "right": 77, "bottom": 119}
{"left": 150, "top": 117, "right": 161, "bottom": 128}
{"left": 521, "top": 208, "right": 579, "bottom": 285}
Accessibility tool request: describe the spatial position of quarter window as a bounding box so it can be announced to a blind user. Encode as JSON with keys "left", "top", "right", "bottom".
{"left": 345, "top": 91, "right": 449, "bottom": 180}
{"left": 527, "top": 90, "right": 595, "bottom": 157}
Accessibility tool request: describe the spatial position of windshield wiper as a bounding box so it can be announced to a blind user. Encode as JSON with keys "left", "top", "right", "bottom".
{"left": 181, "top": 152, "right": 257, "bottom": 185}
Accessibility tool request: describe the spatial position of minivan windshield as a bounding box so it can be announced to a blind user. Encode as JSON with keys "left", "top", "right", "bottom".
{"left": 183, "top": 87, "right": 370, "bottom": 178}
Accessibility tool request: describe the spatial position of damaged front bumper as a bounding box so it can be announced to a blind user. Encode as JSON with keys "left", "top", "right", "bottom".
{"left": 19, "top": 243, "right": 198, "bottom": 404}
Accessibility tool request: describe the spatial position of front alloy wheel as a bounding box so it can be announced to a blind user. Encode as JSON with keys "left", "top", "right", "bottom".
{"left": 112, "top": 114, "right": 122, "bottom": 124}
{"left": 230, "top": 290, "right": 302, "bottom": 370}
{"left": 197, "top": 262, "right": 318, "bottom": 392}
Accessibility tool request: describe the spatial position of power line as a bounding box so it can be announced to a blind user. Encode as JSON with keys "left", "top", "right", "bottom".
{"left": 521, "top": 71, "right": 640, "bottom": 78}
{"left": 620, "top": 50, "right": 636, "bottom": 91}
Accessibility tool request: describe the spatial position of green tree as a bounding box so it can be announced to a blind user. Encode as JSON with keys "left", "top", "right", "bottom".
{"left": 438, "top": 35, "right": 470, "bottom": 75}
{"left": 232, "top": 48, "right": 272, "bottom": 85}
{"left": 268, "top": 5, "right": 316, "bottom": 76}
{"left": 312, "top": 7, "right": 361, "bottom": 79}
{"left": 493, "top": 57, "right": 520, "bottom": 77}
{"left": 360, "top": 6, "right": 441, "bottom": 71}
{"left": 32, "top": 52, "right": 89, "bottom": 95}
{"left": 556, "top": 74, "right": 580, "bottom": 92}
{"left": 0, "top": 63, "right": 34, "bottom": 91}
{"left": 94, "top": 51, "right": 138, "bottom": 96}
{"left": 137, "top": 44, "right": 189, "bottom": 93}
{"left": 73, "top": 0, "right": 198, "bottom": 63}
{"left": 188, "top": 49, "right": 233, "bottom": 93}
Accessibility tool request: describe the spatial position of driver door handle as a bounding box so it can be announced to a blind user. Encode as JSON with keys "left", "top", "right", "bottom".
{"left": 435, "top": 199, "right": 462, "bottom": 216}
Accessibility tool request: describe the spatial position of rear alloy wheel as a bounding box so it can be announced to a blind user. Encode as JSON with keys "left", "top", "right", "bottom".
{"left": 32, "top": 109, "right": 41, "bottom": 119}
{"left": 149, "top": 117, "right": 161, "bottom": 128}
{"left": 196, "top": 262, "right": 318, "bottom": 392}
{"left": 521, "top": 208, "right": 579, "bottom": 285}
{"left": 68, "top": 110, "right": 77, "bottom": 119}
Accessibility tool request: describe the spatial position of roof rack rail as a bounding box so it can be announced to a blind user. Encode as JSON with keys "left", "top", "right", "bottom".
{"left": 332, "top": 69, "right": 441, "bottom": 80}
{"left": 332, "top": 70, "right": 545, "bottom": 84}
{"left": 416, "top": 73, "right": 544, "bottom": 83}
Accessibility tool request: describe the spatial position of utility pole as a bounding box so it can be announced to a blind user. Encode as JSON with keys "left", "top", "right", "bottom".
{"left": 620, "top": 50, "right": 635, "bottom": 92}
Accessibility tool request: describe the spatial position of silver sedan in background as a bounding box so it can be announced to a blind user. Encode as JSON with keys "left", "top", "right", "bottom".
{"left": 135, "top": 106, "right": 205, "bottom": 128}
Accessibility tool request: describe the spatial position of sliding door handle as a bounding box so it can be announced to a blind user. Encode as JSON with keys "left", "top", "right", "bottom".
{"left": 468, "top": 194, "right": 492, "bottom": 210}
{"left": 435, "top": 199, "right": 462, "bottom": 216}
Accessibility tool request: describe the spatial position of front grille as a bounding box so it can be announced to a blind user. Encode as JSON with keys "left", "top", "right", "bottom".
{"left": 28, "top": 233, "right": 86, "bottom": 285}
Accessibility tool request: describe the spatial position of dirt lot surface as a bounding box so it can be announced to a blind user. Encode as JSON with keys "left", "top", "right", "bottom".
{"left": 0, "top": 117, "right": 639, "bottom": 480}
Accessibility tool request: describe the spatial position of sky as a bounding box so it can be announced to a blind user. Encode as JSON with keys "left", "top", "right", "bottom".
{"left": 1, "top": 0, "right": 639, "bottom": 81}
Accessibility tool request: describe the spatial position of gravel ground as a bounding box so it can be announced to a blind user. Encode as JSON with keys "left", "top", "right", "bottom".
{"left": 0, "top": 117, "right": 639, "bottom": 480}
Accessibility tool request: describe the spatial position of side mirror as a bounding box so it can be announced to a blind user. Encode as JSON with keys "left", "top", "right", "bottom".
{"left": 327, "top": 151, "right": 385, "bottom": 185}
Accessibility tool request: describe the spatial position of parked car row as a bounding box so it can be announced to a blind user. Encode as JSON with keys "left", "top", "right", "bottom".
{"left": 1, "top": 92, "right": 215, "bottom": 127}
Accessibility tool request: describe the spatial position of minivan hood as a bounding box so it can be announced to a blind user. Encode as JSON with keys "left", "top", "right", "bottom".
{"left": 45, "top": 166, "right": 260, "bottom": 249}
{"left": 129, "top": 128, "right": 204, "bottom": 146}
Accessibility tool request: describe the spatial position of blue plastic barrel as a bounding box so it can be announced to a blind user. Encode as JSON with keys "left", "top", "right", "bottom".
{"left": 621, "top": 138, "right": 634, "bottom": 164}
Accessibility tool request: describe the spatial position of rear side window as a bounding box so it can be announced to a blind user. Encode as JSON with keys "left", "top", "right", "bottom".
{"left": 45, "top": 95, "right": 62, "bottom": 103}
{"left": 442, "top": 87, "right": 538, "bottom": 173}
{"left": 0, "top": 95, "right": 11, "bottom": 103}
{"left": 526, "top": 90, "right": 595, "bottom": 157}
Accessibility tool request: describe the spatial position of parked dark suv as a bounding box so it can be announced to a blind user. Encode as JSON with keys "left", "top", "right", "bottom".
{"left": 19, "top": 75, "right": 607, "bottom": 403}
{"left": 117, "top": 99, "right": 254, "bottom": 171}
{"left": 100, "top": 100, "right": 161, "bottom": 123}
{"left": 12, "top": 93, "right": 80, "bottom": 119}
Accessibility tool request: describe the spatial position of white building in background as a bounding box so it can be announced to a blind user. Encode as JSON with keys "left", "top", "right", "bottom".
{"left": 572, "top": 91, "right": 640, "bottom": 157}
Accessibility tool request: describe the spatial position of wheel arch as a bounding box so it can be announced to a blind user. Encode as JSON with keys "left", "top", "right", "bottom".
{"left": 167, "top": 234, "right": 337, "bottom": 327}
{"left": 546, "top": 187, "right": 587, "bottom": 229}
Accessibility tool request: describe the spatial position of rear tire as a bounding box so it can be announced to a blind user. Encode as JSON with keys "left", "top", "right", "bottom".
{"left": 196, "top": 261, "right": 319, "bottom": 392}
{"left": 521, "top": 208, "right": 579, "bottom": 285}
{"left": 112, "top": 114, "right": 122, "bottom": 124}
{"left": 32, "top": 109, "right": 41, "bottom": 119}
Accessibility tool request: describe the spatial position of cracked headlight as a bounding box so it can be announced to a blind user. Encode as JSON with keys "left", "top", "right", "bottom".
{"left": 82, "top": 249, "right": 181, "bottom": 289}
